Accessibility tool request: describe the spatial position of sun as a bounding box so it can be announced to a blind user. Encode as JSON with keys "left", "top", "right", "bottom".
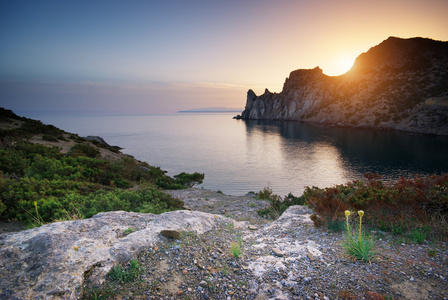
{"left": 338, "top": 56, "right": 355, "bottom": 74}
{"left": 323, "top": 55, "right": 356, "bottom": 76}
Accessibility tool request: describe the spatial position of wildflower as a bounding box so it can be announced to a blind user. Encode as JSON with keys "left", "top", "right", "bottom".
{"left": 358, "top": 210, "right": 364, "bottom": 240}
{"left": 345, "top": 210, "right": 351, "bottom": 238}
{"left": 343, "top": 210, "right": 376, "bottom": 261}
{"left": 34, "top": 201, "right": 38, "bottom": 207}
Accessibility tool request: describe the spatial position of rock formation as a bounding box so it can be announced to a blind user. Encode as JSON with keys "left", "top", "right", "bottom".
{"left": 0, "top": 210, "right": 237, "bottom": 299}
{"left": 237, "top": 37, "right": 448, "bottom": 135}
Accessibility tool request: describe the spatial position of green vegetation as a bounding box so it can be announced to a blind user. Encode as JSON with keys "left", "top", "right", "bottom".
{"left": 230, "top": 237, "right": 243, "bottom": 259}
{"left": 305, "top": 172, "right": 448, "bottom": 241}
{"left": 0, "top": 108, "right": 204, "bottom": 226}
{"left": 343, "top": 210, "right": 376, "bottom": 262}
{"left": 108, "top": 260, "right": 144, "bottom": 283}
{"left": 256, "top": 172, "right": 448, "bottom": 242}
{"left": 256, "top": 187, "right": 306, "bottom": 219}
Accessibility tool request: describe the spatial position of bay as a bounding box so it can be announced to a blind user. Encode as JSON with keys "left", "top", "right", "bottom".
{"left": 20, "top": 112, "right": 448, "bottom": 196}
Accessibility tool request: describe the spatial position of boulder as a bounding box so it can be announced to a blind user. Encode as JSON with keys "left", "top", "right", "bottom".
{"left": 0, "top": 210, "right": 232, "bottom": 299}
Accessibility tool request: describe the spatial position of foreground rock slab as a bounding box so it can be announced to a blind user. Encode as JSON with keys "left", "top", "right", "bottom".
{"left": 0, "top": 210, "right": 234, "bottom": 300}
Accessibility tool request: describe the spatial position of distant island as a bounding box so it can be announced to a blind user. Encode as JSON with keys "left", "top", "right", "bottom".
{"left": 235, "top": 37, "right": 448, "bottom": 136}
{"left": 179, "top": 107, "right": 243, "bottom": 113}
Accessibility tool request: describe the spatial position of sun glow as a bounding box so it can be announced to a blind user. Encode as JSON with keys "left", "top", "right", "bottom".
{"left": 323, "top": 55, "right": 356, "bottom": 76}
{"left": 339, "top": 56, "right": 356, "bottom": 74}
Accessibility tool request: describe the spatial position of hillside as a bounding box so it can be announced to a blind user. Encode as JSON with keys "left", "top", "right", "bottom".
{"left": 0, "top": 107, "right": 204, "bottom": 225}
{"left": 237, "top": 37, "right": 448, "bottom": 135}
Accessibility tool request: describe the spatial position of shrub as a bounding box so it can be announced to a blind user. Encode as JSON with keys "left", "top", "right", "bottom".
{"left": 42, "top": 134, "right": 59, "bottom": 142}
{"left": 305, "top": 173, "right": 448, "bottom": 240}
{"left": 305, "top": 186, "right": 349, "bottom": 227}
{"left": 0, "top": 111, "right": 198, "bottom": 226}
{"left": 68, "top": 143, "right": 100, "bottom": 158}
{"left": 257, "top": 189, "right": 306, "bottom": 219}
{"left": 155, "top": 172, "right": 204, "bottom": 189}
{"left": 173, "top": 172, "right": 204, "bottom": 188}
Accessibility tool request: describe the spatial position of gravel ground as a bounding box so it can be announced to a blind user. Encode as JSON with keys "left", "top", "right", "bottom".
{"left": 83, "top": 189, "right": 448, "bottom": 300}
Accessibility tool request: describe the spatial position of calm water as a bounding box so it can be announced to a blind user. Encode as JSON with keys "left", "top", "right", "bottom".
{"left": 20, "top": 112, "right": 448, "bottom": 196}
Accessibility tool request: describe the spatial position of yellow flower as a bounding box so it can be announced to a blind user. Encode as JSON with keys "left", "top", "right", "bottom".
{"left": 345, "top": 210, "right": 351, "bottom": 217}
{"left": 358, "top": 210, "right": 364, "bottom": 217}
{"left": 33, "top": 201, "right": 38, "bottom": 207}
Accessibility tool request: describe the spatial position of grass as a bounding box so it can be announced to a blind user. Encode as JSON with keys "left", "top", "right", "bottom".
{"left": 122, "top": 227, "right": 136, "bottom": 237}
{"left": 327, "top": 219, "right": 346, "bottom": 232}
{"left": 408, "top": 226, "right": 430, "bottom": 244}
{"left": 230, "top": 237, "right": 243, "bottom": 259}
{"left": 108, "top": 259, "right": 144, "bottom": 283}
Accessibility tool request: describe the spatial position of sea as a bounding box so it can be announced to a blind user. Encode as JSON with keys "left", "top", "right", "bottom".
{"left": 18, "top": 112, "right": 448, "bottom": 197}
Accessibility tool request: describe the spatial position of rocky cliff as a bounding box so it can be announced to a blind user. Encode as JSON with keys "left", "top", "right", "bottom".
{"left": 237, "top": 37, "right": 448, "bottom": 135}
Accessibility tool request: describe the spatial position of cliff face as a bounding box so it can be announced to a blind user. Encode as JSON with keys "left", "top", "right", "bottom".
{"left": 238, "top": 37, "right": 448, "bottom": 135}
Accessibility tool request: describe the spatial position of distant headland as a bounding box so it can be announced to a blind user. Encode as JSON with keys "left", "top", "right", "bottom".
{"left": 235, "top": 37, "right": 448, "bottom": 136}
{"left": 179, "top": 107, "right": 243, "bottom": 113}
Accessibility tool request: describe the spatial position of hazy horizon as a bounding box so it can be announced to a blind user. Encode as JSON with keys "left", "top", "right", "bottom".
{"left": 1, "top": 0, "right": 448, "bottom": 114}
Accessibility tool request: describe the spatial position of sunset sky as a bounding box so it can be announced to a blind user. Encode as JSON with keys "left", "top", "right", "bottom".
{"left": 1, "top": 0, "right": 448, "bottom": 114}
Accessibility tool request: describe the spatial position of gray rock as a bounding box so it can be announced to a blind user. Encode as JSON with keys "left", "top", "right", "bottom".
{"left": 0, "top": 210, "right": 231, "bottom": 299}
{"left": 272, "top": 247, "right": 284, "bottom": 257}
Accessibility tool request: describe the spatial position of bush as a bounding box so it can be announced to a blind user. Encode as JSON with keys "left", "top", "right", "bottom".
{"left": 173, "top": 172, "right": 204, "bottom": 188}
{"left": 305, "top": 173, "right": 448, "bottom": 240}
{"left": 1, "top": 178, "right": 183, "bottom": 224}
{"left": 257, "top": 188, "right": 306, "bottom": 219}
{"left": 155, "top": 172, "right": 205, "bottom": 189}
{"left": 68, "top": 143, "right": 100, "bottom": 158}
{"left": 42, "top": 134, "right": 59, "bottom": 142}
{"left": 0, "top": 110, "right": 198, "bottom": 226}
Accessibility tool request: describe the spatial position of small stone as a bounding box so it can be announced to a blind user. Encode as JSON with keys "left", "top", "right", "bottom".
{"left": 182, "top": 269, "right": 188, "bottom": 275}
{"left": 177, "top": 291, "right": 184, "bottom": 296}
{"left": 228, "top": 291, "right": 234, "bottom": 295}
{"left": 248, "top": 225, "right": 258, "bottom": 230}
{"left": 160, "top": 229, "right": 181, "bottom": 239}
{"left": 272, "top": 247, "right": 284, "bottom": 257}
{"left": 307, "top": 253, "right": 314, "bottom": 261}
{"left": 410, "top": 277, "right": 415, "bottom": 281}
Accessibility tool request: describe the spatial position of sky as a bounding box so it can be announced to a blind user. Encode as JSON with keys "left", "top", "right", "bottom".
{"left": 1, "top": 0, "right": 448, "bottom": 114}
